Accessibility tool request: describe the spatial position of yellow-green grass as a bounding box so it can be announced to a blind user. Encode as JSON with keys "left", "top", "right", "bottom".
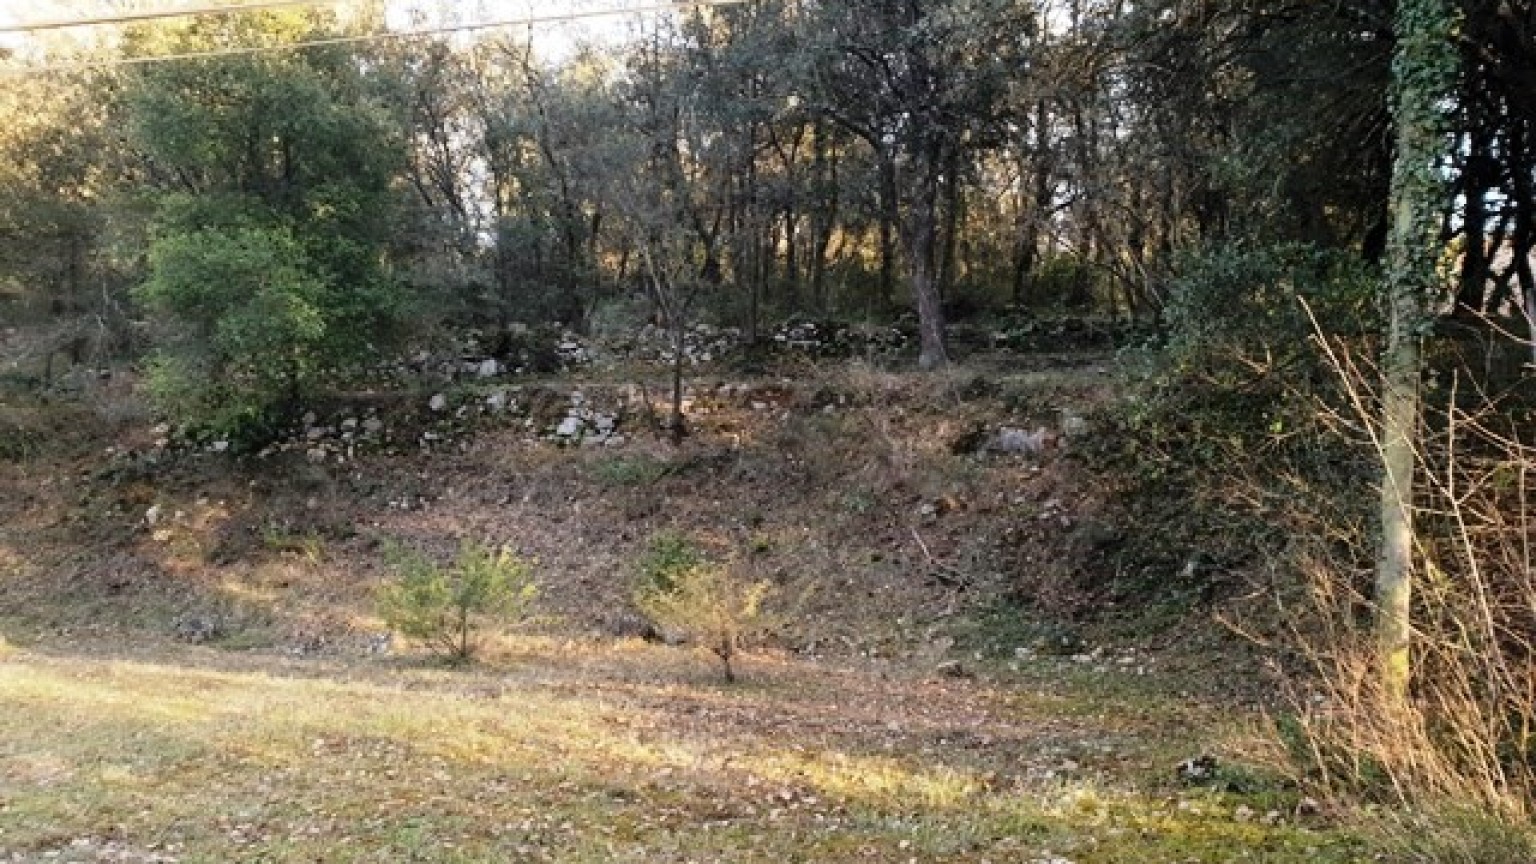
{"left": 0, "top": 643, "right": 1372, "bottom": 863}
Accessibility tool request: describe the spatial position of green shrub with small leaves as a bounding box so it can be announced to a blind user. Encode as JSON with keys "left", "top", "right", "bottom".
{"left": 633, "top": 533, "right": 771, "bottom": 682}
{"left": 637, "top": 531, "right": 704, "bottom": 595}
{"left": 377, "top": 540, "right": 537, "bottom": 661}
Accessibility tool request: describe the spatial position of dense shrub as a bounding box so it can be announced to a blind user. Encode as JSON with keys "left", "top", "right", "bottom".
{"left": 1163, "top": 242, "right": 1378, "bottom": 375}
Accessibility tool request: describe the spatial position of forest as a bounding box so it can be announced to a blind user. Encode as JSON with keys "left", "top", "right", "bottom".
{"left": 2, "top": 0, "right": 1536, "bottom": 861}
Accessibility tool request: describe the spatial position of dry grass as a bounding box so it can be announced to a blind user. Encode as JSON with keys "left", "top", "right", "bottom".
{"left": 0, "top": 638, "right": 1372, "bottom": 863}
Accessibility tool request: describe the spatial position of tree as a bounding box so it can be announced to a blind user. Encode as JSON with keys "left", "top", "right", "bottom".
{"left": 1375, "top": 0, "right": 1460, "bottom": 702}
{"left": 123, "top": 11, "right": 407, "bottom": 442}
{"left": 805, "top": 0, "right": 1030, "bottom": 368}
{"left": 0, "top": 67, "right": 135, "bottom": 375}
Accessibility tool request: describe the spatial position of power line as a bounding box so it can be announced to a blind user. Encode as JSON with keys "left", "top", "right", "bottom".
{"left": 0, "top": 0, "right": 338, "bottom": 35}
{"left": 0, "top": 0, "right": 750, "bottom": 76}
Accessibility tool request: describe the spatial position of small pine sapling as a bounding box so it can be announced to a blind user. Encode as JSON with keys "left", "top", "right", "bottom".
{"left": 377, "top": 540, "right": 536, "bottom": 661}
{"left": 633, "top": 534, "right": 772, "bottom": 682}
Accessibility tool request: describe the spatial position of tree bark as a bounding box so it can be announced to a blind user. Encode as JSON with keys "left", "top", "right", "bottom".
{"left": 906, "top": 145, "right": 948, "bottom": 370}
{"left": 1376, "top": 0, "right": 1459, "bottom": 704}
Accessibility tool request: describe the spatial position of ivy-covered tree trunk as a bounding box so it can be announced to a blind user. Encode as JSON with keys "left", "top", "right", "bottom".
{"left": 1376, "top": 0, "right": 1459, "bottom": 703}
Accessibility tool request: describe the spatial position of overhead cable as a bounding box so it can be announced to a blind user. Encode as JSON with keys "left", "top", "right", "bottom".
{"left": 1, "top": 0, "right": 749, "bottom": 76}
{"left": 0, "top": 0, "right": 339, "bottom": 35}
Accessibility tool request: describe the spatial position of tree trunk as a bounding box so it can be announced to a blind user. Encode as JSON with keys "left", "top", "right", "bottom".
{"left": 1376, "top": 0, "right": 1459, "bottom": 704}
{"left": 878, "top": 153, "right": 899, "bottom": 311}
{"left": 937, "top": 146, "right": 962, "bottom": 304}
{"left": 906, "top": 146, "right": 948, "bottom": 370}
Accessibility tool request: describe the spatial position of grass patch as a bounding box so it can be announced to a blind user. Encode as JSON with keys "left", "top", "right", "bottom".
{"left": 588, "top": 453, "right": 673, "bottom": 487}
{"left": 0, "top": 645, "right": 1379, "bottom": 863}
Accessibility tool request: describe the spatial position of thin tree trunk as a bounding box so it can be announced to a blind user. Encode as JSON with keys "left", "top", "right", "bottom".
{"left": 878, "top": 153, "right": 899, "bottom": 311}
{"left": 1376, "top": 0, "right": 1459, "bottom": 704}
{"left": 907, "top": 146, "right": 948, "bottom": 370}
{"left": 937, "top": 146, "right": 962, "bottom": 304}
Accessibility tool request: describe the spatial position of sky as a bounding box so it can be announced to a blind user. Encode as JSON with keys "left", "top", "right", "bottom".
{"left": 0, "top": 0, "right": 640, "bottom": 62}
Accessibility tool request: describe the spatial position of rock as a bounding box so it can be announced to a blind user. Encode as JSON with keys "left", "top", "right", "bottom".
{"left": 1060, "top": 410, "right": 1089, "bottom": 437}
{"left": 476, "top": 357, "right": 500, "bottom": 378}
{"left": 592, "top": 413, "right": 616, "bottom": 434}
{"left": 341, "top": 416, "right": 358, "bottom": 431}
{"left": 555, "top": 416, "right": 582, "bottom": 438}
{"left": 144, "top": 504, "right": 162, "bottom": 527}
{"left": 1177, "top": 754, "right": 1219, "bottom": 784}
{"left": 302, "top": 411, "right": 317, "bottom": 426}
{"left": 363, "top": 416, "right": 385, "bottom": 434}
{"left": 365, "top": 632, "right": 393, "bottom": 655}
{"left": 993, "top": 426, "right": 1055, "bottom": 454}
{"left": 429, "top": 393, "right": 448, "bottom": 412}
{"left": 209, "top": 440, "right": 230, "bottom": 453}
{"left": 486, "top": 390, "right": 508, "bottom": 412}
{"left": 306, "top": 447, "right": 329, "bottom": 464}
{"left": 173, "top": 613, "right": 221, "bottom": 644}
{"left": 936, "top": 660, "right": 973, "bottom": 679}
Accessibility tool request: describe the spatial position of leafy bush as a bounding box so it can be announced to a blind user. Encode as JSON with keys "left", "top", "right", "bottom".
{"left": 135, "top": 218, "right": 399, "bottom": 447}
{"left": 637, "top": 531, "right": 703, "bottom": 595}
{"left": 633, "top": 533, "right": 771, "bottom": 682}
{"left": 377, "top": 540, "right": 537, "bottom": 661}
{"left": 1163, "top": 242, "right": 1378, "bottom": 374}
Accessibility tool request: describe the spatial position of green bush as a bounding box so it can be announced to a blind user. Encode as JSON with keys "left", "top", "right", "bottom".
{"left": 135, "top": 219, "right": 400, "bottom": 447}
{"left": 377, "top": 540, "right": 537, "bottom": 662}
{"left": 632, "top": 533, "right": 771, "bottom": 682}
{"left": 1163, "top": 242, "right": 1377, "bottom": 374}
{"left": 636, "top": 531, "right": 703, "bottom": 595}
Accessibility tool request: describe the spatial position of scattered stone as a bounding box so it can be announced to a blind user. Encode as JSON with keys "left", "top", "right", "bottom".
{"left": 144, "top": 504, "right": 162, "bottom": 527}
{"left": 209, "top": 440, "right": 230, "bottom": 453}
{"left": 363, "top": 416, "right": 385, "bottom": 434}
{"left": 936, "top": 660, "right": 973, "bottom": 679}
{"left": 486, "top": 389, "right": 508, "bottom": 412}
{"left": 1060, "top": 410, "right": 1089, "bottom": 437}
{"left": 992, "top": 426, "right": 1055, "bottom": 454}
{"left": 555, "top": 416, "right": 583, "bottom": 438}
{"left": 1177, "top": 754, "right": 1219, "bottom": 784}
{"left": 476, "top": 357, "right": 500, "bottom": 378}
{"left": 173, "top": 613, "right": 222, "bottom": 644}
{"left": 306, "top": 447, "right": 328, "bottom": 464}
{"left": 429, "top": 392, "right": 448, "bottom": 412}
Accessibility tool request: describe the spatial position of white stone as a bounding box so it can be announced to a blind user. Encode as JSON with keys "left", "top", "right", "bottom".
{"left": 476, "top": 357, "right": 499, "bottom": 378}
{"left": 428, "top": 393, "right": 448, "bottom": 412}
{"left": 555, "top": 416, "right": 582, "bottom": 438}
